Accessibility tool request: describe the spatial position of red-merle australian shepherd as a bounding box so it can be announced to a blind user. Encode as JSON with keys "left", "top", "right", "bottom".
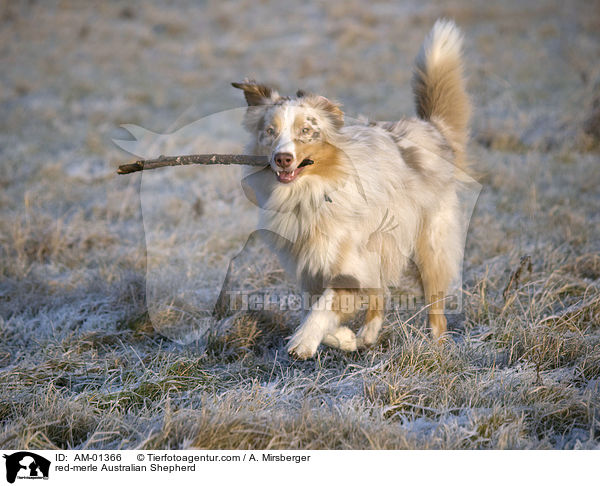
{"left": 233, "top": 20, "right": 470, "bottom": 359}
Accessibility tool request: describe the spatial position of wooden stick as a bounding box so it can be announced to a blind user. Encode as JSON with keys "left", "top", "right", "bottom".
{"left": 117, "top": 154, "right": 269, "bottom": 174}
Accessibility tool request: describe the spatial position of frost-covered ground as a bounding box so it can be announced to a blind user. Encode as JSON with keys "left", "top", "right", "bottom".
{"left": 1, "top": 0, "right": 599, "bottom": 449}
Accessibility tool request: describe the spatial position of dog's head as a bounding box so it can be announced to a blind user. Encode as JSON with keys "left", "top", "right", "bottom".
{"left": 232, "top": 80, "right": 345, "bottom": 184}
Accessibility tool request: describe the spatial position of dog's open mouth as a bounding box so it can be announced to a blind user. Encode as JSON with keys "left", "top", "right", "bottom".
{"left": 276, "top": 166, "right": 304, "bottom": 183}
{"left": 275, "top": 159, "right": 314, "bottom": 184}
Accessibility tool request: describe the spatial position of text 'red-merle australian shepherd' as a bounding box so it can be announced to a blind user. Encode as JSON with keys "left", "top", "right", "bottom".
{"left": 233, "top": 20, "right": 471, "bottom": 359}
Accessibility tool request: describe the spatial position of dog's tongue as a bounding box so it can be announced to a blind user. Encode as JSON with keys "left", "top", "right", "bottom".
{"left": 277, "top": 166, "right": 304, "bottom": 183}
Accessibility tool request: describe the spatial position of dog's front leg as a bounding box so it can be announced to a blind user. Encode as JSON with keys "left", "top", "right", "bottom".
{"left": 287, "top": 288, "right": 341, "bottom": 359}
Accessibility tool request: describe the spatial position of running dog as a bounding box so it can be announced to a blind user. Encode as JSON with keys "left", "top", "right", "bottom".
{"left": 233, "top": 19, "right": 470, "bottom": 359}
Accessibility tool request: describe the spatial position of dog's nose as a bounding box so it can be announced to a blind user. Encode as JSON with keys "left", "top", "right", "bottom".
{"left": 274, "top": 152, "right": 294, "bottom": 168}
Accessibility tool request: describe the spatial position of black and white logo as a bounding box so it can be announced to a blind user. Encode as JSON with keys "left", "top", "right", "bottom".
{"left": 3, "top": 452, "right": 50, "bottom": 483}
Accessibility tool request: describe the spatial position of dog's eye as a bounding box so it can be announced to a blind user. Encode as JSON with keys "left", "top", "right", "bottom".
{"left": 265, "top": 127, "right": 275, "bottom": 136}
{"left": 302, "top": 127, "right": 311, "bottom": 134}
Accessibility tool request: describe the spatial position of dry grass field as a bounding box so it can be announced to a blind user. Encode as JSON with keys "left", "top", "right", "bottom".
{"left": 1, "top": 0, "right": 599, "bottom": 449}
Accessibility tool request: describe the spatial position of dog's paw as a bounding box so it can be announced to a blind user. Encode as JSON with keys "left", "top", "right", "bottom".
{"left": 355, "top": 336, "right": 369, "bottom": 349}
{"left": 287, "top": 330, "right": 321, "bottom": 360}
{"left": 356, "top": 332, "right": 377, "bottom": 349}
{"left": 429, "top": 314, "right": 448, "bottom": 339}
{"left": 356, "top": 317, "right": 382, "bottom": 349}
{"left": 323, "top": 326, "right": 357, "bottom": 352}
{"left": 287, "top": 339, "right": 319, "bottom": 360}
{"left": 432, "top": 331, "right": 454, "bottom": 346}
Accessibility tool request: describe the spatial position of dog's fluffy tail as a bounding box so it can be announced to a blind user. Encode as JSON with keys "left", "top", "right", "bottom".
{"left": 412, "top": 19, "right": 470, "bottom": 168}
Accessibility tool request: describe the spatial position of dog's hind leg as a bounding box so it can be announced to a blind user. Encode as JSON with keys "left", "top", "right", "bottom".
{"left": 415, "top": 201, "right": 462, "bottom": 339}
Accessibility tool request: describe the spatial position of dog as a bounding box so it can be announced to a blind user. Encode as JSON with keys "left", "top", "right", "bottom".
{"left": 232, "top": 19, "right": 470, "bottom": 359}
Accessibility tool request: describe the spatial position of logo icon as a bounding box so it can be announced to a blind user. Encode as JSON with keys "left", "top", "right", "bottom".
{"left": 3, "top": 452, "right": 51, "bottom": 483}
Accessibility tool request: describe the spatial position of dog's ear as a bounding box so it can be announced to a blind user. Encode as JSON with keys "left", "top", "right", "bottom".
{"left": 306, "top": 95, "right": 344, "bottom": 129}
{"left": 232, "top": 80, "right": 278, "bottom": 106}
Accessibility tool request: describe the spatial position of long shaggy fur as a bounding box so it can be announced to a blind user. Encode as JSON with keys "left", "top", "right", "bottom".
{"left": 233, "top": 20, "right": 471, "bottom": 359}
{"left": 412, "top": 19, "right": 471, "bottom": 168}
